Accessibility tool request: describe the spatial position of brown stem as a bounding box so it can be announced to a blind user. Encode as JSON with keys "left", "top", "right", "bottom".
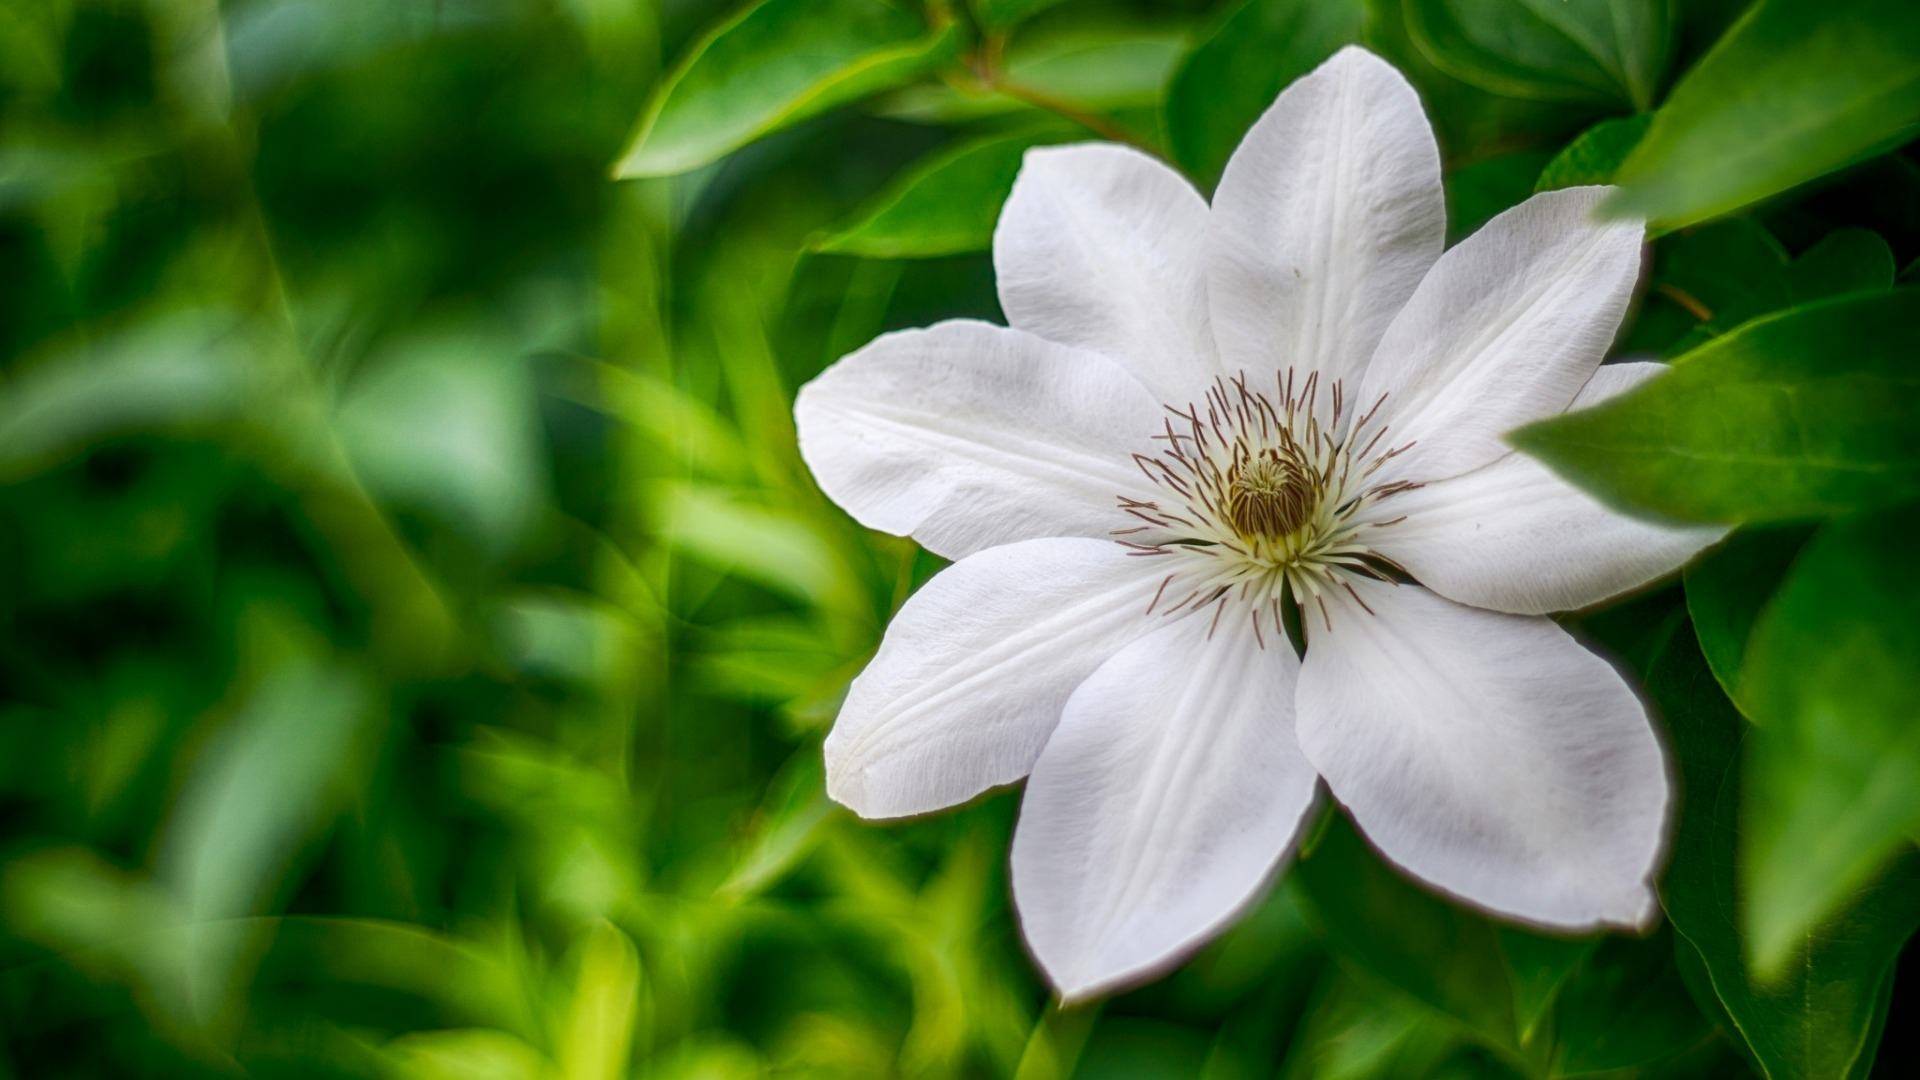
{"left": 1657, "top": 283, "right": 1715, "bottom": 323}
{"left": 991, "top": 77, "right": 1151, "bottom": 149}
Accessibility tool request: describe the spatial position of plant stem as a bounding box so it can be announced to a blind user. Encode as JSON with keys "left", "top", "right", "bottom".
{"left": 990, "top": 77, "right": 1153, "bottom": 150}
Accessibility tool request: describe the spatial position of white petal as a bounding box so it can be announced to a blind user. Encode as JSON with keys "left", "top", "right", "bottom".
{"left": 1011, "top": 609, "right": 1319, "bottom": 1001}
{"left": 996, "top": 144, "right": 1217, "bottom": 403}
{"left": 825, "top": 538, "right": 1170, "bottom": 819}
{"left": 795, "top": 320, "right": 1163, "bottom": 560}
{"left": 1207, "top": 46, "right": 1444, "bottom": 413}
{"left": 1294, "top": 577, "right": 1668, "bottom": 931}
{"left": 1369, "top": 362, "right": 1726, "bottom": 615}
{"left": 1359, "top": 186, "right": 1645, "bottom": 485}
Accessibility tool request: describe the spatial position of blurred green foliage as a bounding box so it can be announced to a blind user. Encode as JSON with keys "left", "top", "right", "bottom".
{"left": 2, "top": 0, "right": 1918, "bottom": 1076}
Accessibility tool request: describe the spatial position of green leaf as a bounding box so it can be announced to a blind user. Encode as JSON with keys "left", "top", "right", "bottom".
{"left": 159, "top": 615, "right": 377, "bottom": 1025}
{"left": 1682, "top": 525, "right": 1813, "bottom": 715}
{"left": 556, "top": 922, "right": 642, "bottom": 1080}
{"left": 1741, "top": 504, "right": 1920, "bottom": 978}
{"left": 1513, "top": 289, "right": 1920, "bottom": 524}
{"left": 812, "top": 123, "right": 1077, "bottom": 258}
{"left": 1281, "top": 970, "right": 1467, "bottom": 1078}
{"left": 613, "top": 0, "right": 958, "bottom": 178}
{"left": 1548, "top": 931, "right": 1710, "bottom": 1074}
{"left": 0, "top": 314, "right": 263, "bottom": 481}
{"left": 1607, "top": 0, "right": 1920, "bottom": 229}
{"left": 1164, "top": 0, "right": 1364, "bottom": 188}
{"left": 1403, "top": 0, "right": 1675, "bottom": 109}
{"left": 1445, "top": 148, "right": 1558, "bottom": 243}
{"left": 1533, "top": 114, "right": 1651, "bottom": 191}
{"left": 1600, "top": 600, "right": 1920, "bottom": 1080}
{"left": 879, "top": 26, "right": 1185, "bottom": 124}
{"left": 1787, "top": 227, "right": 1897, "bottom": 303}
{"left": 1296, "top": 814, "right": 1579, "bottom": 1063}
{"left": 1496, "top": 928, "right": 1593, "bottom": 1042}
{"left": 382, "top": 1029, "right": 550, "bottom": 1080}
{"left": 335, "top": 331, "right": 548, "bottom": 556}
{"left": 1615, "top": 218, "right": 1790, "bottom": 356}
{"left": 970, "top": 0, "right": 1067, "bottom": 30}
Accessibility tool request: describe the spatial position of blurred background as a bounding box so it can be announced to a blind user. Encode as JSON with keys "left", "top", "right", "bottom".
{"left": 2, "top": 0, "right": 1916, "bottom": 1076}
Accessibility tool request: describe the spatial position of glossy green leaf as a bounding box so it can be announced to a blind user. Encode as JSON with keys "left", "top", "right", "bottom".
{"left": 1514, "top": 290, "right": 1920, "bottom": 524}
{"left": 812, "top": 124, "right": 1078, "bottom": 258}
{"left": 1164, "top": 0, "right": 1364, "bottom": 188}
{"left": 879, "top": 27, "right": 1185, "bottom": 124}
{"left": 1403, "top": 0, "right": 1674, "bottom": 109}
{"left": 1602, "top": 600, "right": 1920, "bottom": 1080}
{"left": 1534, "top": 114, "right": 1650, "bottom": 191}
{"left": 1608, "top": 0, "right": 1920, "bottom": 228}
{"left": 1682, "top": 525, "right": 1813, "bottom": 715}
{"left": 1787, "top": 227, "right": 1897, "bottom": 303}
{"left": 1741, "top": 504, "right": 1920, "bottom": 977}
{"left": 613, "top": 0, "right": 957, "bottom": 178}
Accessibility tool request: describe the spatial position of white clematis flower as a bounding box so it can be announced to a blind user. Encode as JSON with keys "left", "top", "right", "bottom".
{"left": 794, "top": 46, "right": 1723, "bottom": 1001}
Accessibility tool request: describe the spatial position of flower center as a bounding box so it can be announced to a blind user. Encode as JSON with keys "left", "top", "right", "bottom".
{"left": 1223, "top": 448, "right": 1315, "bottom": 541}
{"left": 1114, "top": 370, "right": 1418, "bottom": 639}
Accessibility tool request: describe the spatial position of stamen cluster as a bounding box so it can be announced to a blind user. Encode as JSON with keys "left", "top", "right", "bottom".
{"left": 1114, "top": 370, "right": 1419, "bottom": 641}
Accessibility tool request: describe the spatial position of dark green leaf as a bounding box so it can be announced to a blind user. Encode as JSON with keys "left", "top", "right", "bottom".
{"left": 1297, "top": 815, "right": 1514, "bottom": 1046}
{"left": 1445, "top": 148, "right": 1557, "bottom": 242}
{"left": 1548, "top": 931, "right": 1710, "bottom": 1074}
{"left": 1534, "top": 114, "right": 1651, "bottom": 191}
{"left": 1280, "top": 970, "right": 1469, "bottom": 1077}
{"left": 1606, "top": 604, "right": 1920, "bottom": 1080}
{"left": 613, "top": 0, "right": 957, "bottom": 178}
{"left": 1787, "top": 227, "right": 1897, "bottom": 303}
{"left": 1741, "top": 504, "right": 1920, "bottom": 976}
{"left": 1403, "top": 0, "right": 1675, "bottom": 109}
{"left": 1615, "top": 218, "right": 1790, "bottom": 356}
{"left": 812, "top": 123, "right": 1077, "bottom": 258}
{"left": 1297, "top": 814, "right": 1581, "bottom": 1064}
{"left": 1496, "top": 928, "right": 1593, "bottom": 1042}
{"left": 1607, "top": 0, "right": 1920, "bottom": 229}
{"left": 1514, "top": 290, "right": 1920, "bottom": 524}
{"left": 1164, "top": 0, "right": 1364, "bottom": 188}
{"left": 1682, "top": 525, "right": 1813, "bottom": 715}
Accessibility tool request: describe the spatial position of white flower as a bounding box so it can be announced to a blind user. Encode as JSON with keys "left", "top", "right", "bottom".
{"left": 794, "top": 46, "right": 1723, "bottom": 1001}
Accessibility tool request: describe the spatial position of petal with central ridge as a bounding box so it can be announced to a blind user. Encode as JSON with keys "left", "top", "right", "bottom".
{"left": 1365, "top": 362, "right": 1725, "bottom": 614}
{"left": 825, "top": 538, "right": 1173, "bottom": 819}
{"left": 1294, "top": 577, "right": 1669, "bottom": 931}
{"left": 1012, "top": 608, "right": 1319, "bottom": 1001}
{"left": 796, "top": 320, "right": 1165, "bottom": 560}
{"left": 1207, "top": 46, "right": 1445, "bottom": 418}
{"left": 996, "top": 143, "right": 1219, "bottom": 403}
{"left": 1358, "top": 186, "right": 1645, "bottom": 486}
